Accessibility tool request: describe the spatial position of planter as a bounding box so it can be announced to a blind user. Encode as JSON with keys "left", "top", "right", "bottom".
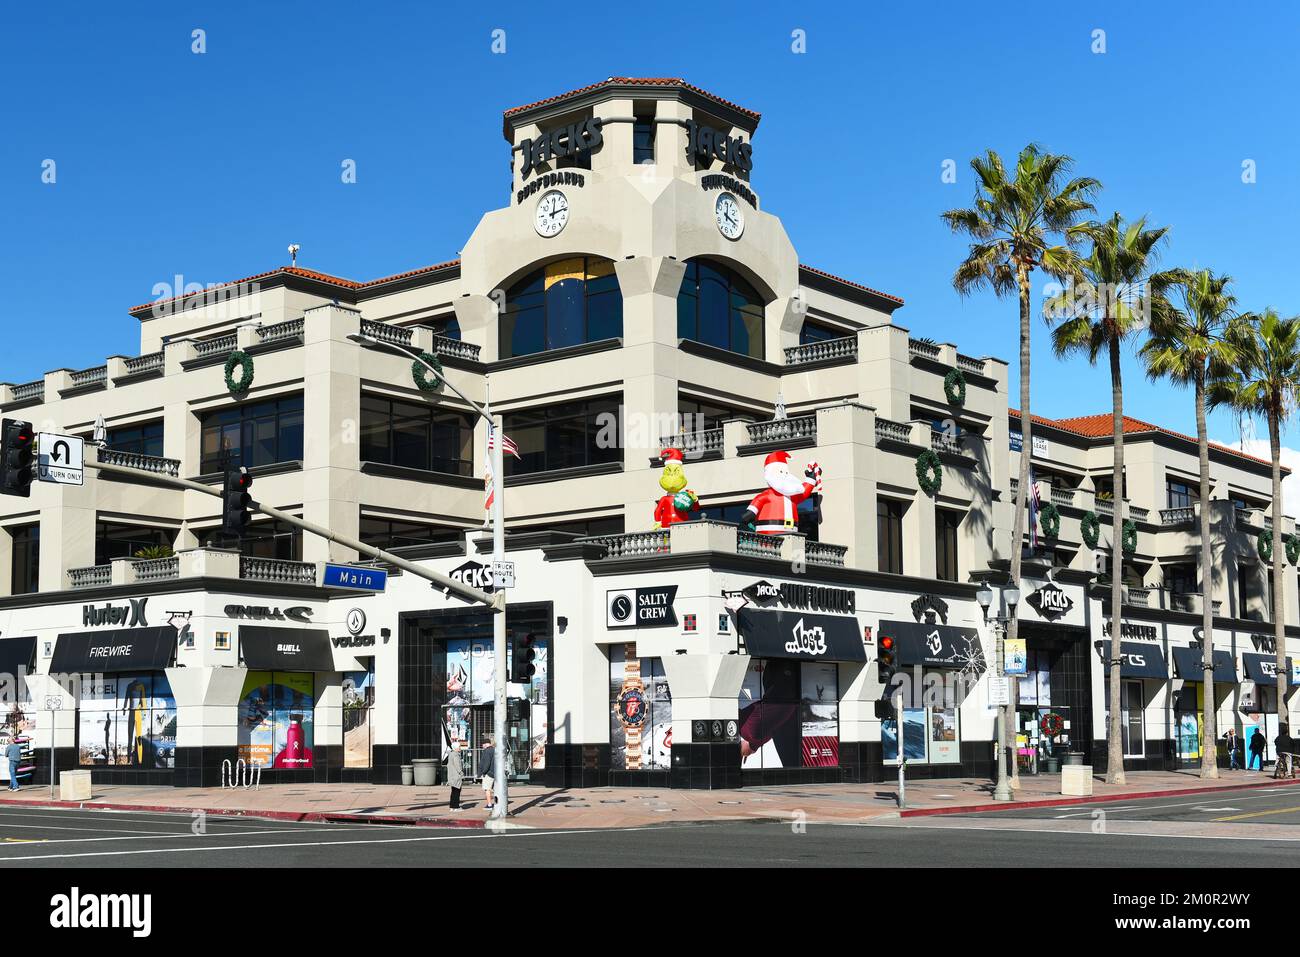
{"left": 1064, "top": 751, "right": 1085, "bottom": 766}
{"left": 412, "top": 758, "right": 439, "bottom": 787}
{"left": 401, "top": 764, "right": 414, "bottom": 786}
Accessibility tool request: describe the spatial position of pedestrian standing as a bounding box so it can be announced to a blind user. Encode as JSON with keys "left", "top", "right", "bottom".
{"left": 480, "top": 735, "right": 496, "bottom": 811}
{"left": 5, "top": 733, "right": 22, "bottom": 791}
{"left": 1224, "top": 728, "right": 1240, "bottom": 771}
{"left": 1275, "top": 724, "right": 1293, "bottom": 779}
{"left": 445, "top": 744, "right": 464, "bottom": 811}
{"left": 1249, "top": 728, "right": 1267, "bottom": 772}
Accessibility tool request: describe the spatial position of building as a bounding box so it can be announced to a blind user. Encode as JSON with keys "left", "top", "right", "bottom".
{"left": 0, "top": 77, "right": 1294, "bottom": 790}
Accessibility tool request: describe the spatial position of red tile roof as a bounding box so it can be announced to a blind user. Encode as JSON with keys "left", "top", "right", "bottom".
{"left": 1010, "top": 408, "right": 1282, "bottom": 470}
{"left": 502, "top": 77, "right": 761, "bottom": 138}
{"left": 798, "top": 264, "right": 904, "bottom": 306}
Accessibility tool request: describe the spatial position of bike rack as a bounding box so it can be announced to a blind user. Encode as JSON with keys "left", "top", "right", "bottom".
{"left": 220, "top": 758, "right": 262, "bottom": 790}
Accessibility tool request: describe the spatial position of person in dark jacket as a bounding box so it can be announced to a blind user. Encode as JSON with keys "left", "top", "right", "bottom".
{"left": 1249, "top": 729, "right": 1267, "bottom": 771}
{"left": 1224, "top": 728, "right": 1241, "bottom": 771}
{"left": 1275, "top": 725, "right": 1292, "bottom": 778}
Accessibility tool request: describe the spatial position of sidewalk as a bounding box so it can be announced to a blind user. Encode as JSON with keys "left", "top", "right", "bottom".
{"left": 3, "top": 769, "right": 1295, "bottom": 830}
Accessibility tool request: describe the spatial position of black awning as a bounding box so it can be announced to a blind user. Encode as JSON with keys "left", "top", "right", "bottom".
{"left": 240, "top": 626, "right": 335, "bottom": 671}
{"left": 1094, "top": 640, "right": 1168, "bottom": 679}
{"left": 0, "top": 637, "right": 36, "bottom": 681}
{"left": 1172, "top": 646, "right": 1237, "bottom": 683}
{"left": 736, "top": 609, "right": 865, "bottom": 662}
{"left": 881, "top": 620, "right": 987, "bottom": 675}
{"left": 50, "top": 627, "right": 175, "bottom": 674}
{"left": 1242, "top": 652, "right": 1293, "bottom": 684}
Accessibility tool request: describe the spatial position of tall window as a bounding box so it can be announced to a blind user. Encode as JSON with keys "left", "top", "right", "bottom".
{"left": 359, "top": 516, "right": 462, "bottom": 551}
{"left": 504, "top": 398, "right": 621, "bottom": 476}
{"left": 633, "top": 118, "right": 655, "bottom": 164}
{"left": 500, "top": 257, "right": 622, "bottom": 359}
{"left": 203, "top": 520, "right": 301, "bottom": 560}
{"left": 676, "top": 397, "right": 758, "bottom": 434}
{"left": 199, "top": 395, "right": 304, "bottom": 474}
{"left": 677, "top": 259, "right": 765, "bottom": 359}
{"left": 936, "top": 510, "right": 961, "bottom": 582}
{"left": 877, "top": 499, "right": 904, "bottom": 575}
{"left": 360, "top": 395, "right": 473, "bottom": 476}
{"left": 421, "top": 315, "right": 461, "bottom": 341}
{"left": 1165, "top": 563, "right": 1198, "bottom": 598}
{"left": 10, "top": 524, "right": 38, "bottom": 595}
{"left": 96, "top": 523, "right": 174, "bottom": 564}
{"left": 106, "top": 421, "right": 164, "bottom": 458}
{"left": 1166, "top": 479, "right": 1196, "bottom": 509}
{"left": 799, "top": 320, "right": 847, "bottom": 345}
{"left": 1121, "top": 680, "right": 1145, "bottom": 757}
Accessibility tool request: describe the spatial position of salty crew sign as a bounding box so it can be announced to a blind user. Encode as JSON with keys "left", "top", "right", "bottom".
{"left": 606, "top": 586, "right": 679, "bottom": 629}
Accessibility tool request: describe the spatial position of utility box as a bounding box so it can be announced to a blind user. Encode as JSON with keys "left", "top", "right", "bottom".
{"left": 1061, "top": 764, "right": 1093, "bottom": 797}
{"left": 59, "top": 769, "right": 92, "bottom": 802}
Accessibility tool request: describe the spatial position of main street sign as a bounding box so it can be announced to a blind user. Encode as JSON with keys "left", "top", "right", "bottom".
{"left": 322, "top": 563, "right": 388, "bottom": 592}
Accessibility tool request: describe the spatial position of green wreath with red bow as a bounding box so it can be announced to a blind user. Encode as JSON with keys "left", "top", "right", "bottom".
{"left": 1040, "top": 712, "right": 1065, "bottom": 738}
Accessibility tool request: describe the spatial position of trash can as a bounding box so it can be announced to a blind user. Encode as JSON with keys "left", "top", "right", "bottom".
{"left": 1044, "top": 757, "right": 1060, "bottom": 774}
{"left": 401, "top": 764, "right": 414, "bottom": 786}
{"left": 1064, "top": 752, "right": 1085, "bottom": 766}
{"left": 412, "top": 758, "right": 438, "bottom": 787}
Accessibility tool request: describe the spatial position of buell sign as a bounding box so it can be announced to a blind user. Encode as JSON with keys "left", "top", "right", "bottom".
{"left": 1026, "top": 583, "right": 1074, "bottom": 621}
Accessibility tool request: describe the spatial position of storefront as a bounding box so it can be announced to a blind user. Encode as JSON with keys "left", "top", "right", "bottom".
{"left": 0, "top": 636, "right": 36, "bottom": 785}
{"left": 1171, "top": 645, "right": 1237, "bottom": 769}
{"left": 1091, "top": 638, "right": 1171, "bottom": 771}
{"left": 235, "top": 625, "right": 335, "bottom": 773}
{"left": 1014, "top": 577, "right": 1093, "bottom": 771}
{"left": 1239, "top": 651, "right": 1292, "bottom": 766}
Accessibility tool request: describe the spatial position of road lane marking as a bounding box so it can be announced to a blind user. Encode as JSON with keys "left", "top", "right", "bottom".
{"left": 1213, "top": 805, "right": 1300, "bottom": 822}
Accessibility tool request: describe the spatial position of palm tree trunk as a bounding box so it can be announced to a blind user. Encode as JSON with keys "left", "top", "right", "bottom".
{"left": 1195, "top": 372, "right": 1218, "bottom": 778}
{"left": 1270, "top": 408, "right": 1287, "bottom": 752}
{"left": 1005, "top": 262, "right": 1033, "bottom": 789}
{"left": 1107, "top": 337, "right": 1126, "bottom": 785}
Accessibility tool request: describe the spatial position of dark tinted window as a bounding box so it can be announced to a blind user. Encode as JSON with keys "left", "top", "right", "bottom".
{"left": 10, "top": 524, "right": 38, "bottom": 595}
{"left": 107, "top": 421, "right": 164, "bottom": 458}
{"left": 936, "top": 510, "right": 961, "bottom": 582}
{"left": 503, "top": 398, "right": 621, "bottom": 476}
{"left": 678, "top": 259, "right": 765, "bottom": 359}
{"left": 199, "top": 395, "right": 304, "bottom": 474}
{"left": 500, "top": 258, "right": 622, "bottom": 359}
{"left": 877, "top": 499, "right": 904, "bottom": 575}
{"left": 96, "top": 523, "right": 173, "bottom": 564}
{"left": 360, "top": 395, "right": 473, "bottom": 477}
{"left": 633, "top": 118, "right": 655, "bottom": 164}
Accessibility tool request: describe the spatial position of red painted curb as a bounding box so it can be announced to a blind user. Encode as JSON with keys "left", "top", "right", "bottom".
{"left": 899, "top": 775, "right": 1300, "bottom": 818}
{"left": 0, "top": 796, "right": 486, "bottom": 829}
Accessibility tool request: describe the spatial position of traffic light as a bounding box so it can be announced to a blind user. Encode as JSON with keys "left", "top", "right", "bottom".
{"left": 221, "top": 466, "right": 253, "bottom": 540}
{"left": 877, "top": 633, "right": 897, "bottom": 684}
{"left": 509, "top": 632, "right": 537, "bottom": 683}
{"left": 0, "top": 419, "right": 35, "bottom": 498}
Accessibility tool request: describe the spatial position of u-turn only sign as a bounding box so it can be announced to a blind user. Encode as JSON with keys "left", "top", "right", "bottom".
{"left": 38, "top": 432, "right": 85, "bottom": 486}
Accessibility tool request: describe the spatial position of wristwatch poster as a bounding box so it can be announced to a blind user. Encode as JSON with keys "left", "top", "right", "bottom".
{"left": 615, "top": 643, "right": 647, "bottom": 770}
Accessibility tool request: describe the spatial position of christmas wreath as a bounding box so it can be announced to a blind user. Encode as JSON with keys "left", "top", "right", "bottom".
{"left": 943, "top": 368, "right": 967, "bottom": 406}
{"left": 1038, "top": 502, "right": 1061, "bottom": 539}
{"left": 915, "top": 449, "right": 943, "bottom": 497}
{"left": 1040, "top": 712, "right": 1065, "bottom": 737}
{"left": 411, "top": 351, "right": 444, "bottom": 393}
{"left": 1287, "top": 534, "right": 1300, "bottom": 566}
{"left": 1259, "top": 530, "right": 1274, "bottom": 562}
{"left": 224, "top": 350, "right": 254, "bottom": 394}
{"left": 1121, "top": 518, "right": 1138, "bottom": 556}
{"left": 1080, "top": 510, "right": 1101, "bottom": 549}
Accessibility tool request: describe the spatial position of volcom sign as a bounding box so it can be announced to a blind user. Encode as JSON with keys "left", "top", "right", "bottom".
{"left": 83, "top": 598, "right": 148, "bottom": 628}
{"left": 1026, "top": 583, "right": 1074, "bottom": 621}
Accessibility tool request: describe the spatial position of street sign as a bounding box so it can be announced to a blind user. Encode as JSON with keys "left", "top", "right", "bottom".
{"left": 322, "top": 563, "right": 388, "bottom": 592}
{"left": 492, "top": 560, "right": 516, "bottom": 589}
{"left": 37, "top": 432, "right": 84, "bottom": 486}
{"left": 44, "top": 696, "right": 62, "bottom": 711}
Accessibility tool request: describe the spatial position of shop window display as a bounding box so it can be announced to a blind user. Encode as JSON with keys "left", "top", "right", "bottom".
{"left": 1, "top": 677, "right": 36, "bottom": 785}
{"left": 738, "top": 658, "right": 839, "bottom": 769}
{"left": 609, "top": 644, "right": 672, "bottom": 770}
{"left": 444, "top": 634, "right": 549, "bottom": 774}
{"left": 237, "top": 672, "right": 314, "bottom": 769}
{"left": 343, "top": 665, "right": 375, "bottom": 769}
{"left": 77, "top": 674, "right": 176, "bottom": 769}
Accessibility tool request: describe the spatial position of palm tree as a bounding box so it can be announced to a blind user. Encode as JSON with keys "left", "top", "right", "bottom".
{"left": 1140, "top": 269, "right": 1238, "bottom": 779}
{"left": 1212, "top": 310, "right": 1300, "bottom": 743}
{"left": 1048, "top": 213, "right": 1178, "bottom": 785}
{"left": 942, "top": 146, "right": 1098, "bottom": 790}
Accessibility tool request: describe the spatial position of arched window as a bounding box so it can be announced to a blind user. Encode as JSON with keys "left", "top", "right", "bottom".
{"left": 677, "top": 259, "right": 765, "bottom": 359}
{"left": 500, "top": 257, "right": 622, "bottom": 359}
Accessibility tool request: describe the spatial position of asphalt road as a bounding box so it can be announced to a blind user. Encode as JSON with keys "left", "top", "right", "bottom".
{"left": 0, "top": 802, "right": 1296, "bottom": 868}
{"left": 958, "top": 781, "right": 1300, "bottom": 825}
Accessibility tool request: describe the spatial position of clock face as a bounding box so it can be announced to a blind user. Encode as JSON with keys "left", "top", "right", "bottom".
{"left": 535, "top": 189, "right": 569, "bottom": 237}
{"left": 715, "top": 192, "right": 744, "bottom": 240}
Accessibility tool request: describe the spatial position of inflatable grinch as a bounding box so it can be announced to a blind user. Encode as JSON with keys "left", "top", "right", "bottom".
{"left": 653, "top": 448, "right": 700, "bottom": 528}
{"left": 740, "top": 450, "right": 822, "bottom": 535}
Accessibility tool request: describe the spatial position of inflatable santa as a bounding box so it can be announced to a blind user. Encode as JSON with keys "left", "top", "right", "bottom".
{"left": 741, "top": 450, "right": 822, "bottom": 535}
{"left": 653, "top": 448, "right": 700, "bottom": 528}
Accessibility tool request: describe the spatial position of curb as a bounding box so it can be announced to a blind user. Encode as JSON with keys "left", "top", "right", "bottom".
{"left": 899, "top": 775, "right": 1300, "bottom": 818}
{"left": 0, "top": 796, "right": 486, "bottom": 829}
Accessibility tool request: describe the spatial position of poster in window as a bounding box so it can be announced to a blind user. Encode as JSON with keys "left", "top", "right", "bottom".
{"left": 118, "top": 673, "right": 175, "bottom": 770}
{"left": 271, "top": 672, "right": 314, "bottom": 769}
{"left": 343, "top": 666, "right": 374, "bottom": 769}
{"left": 738, "top": 658, "right": 801, "bottom": 769}
{"left": 901, "top": 708, "right": 927, "bottom": 760}
{"left": 930, "top": 707, "right": 960, "bottom": 763}
{"left": 608, "top": 645, "right": 671, "bottom": 770}
{"left": 238, "top": 671, "right": 275, "bottom": 768}
{"left": 800, "top": 661, "right": 839, "bottom": 767}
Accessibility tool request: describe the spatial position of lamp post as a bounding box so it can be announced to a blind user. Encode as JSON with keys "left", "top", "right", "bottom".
{"left": 977, "top": 581, "right": 1020, "bottom": 802}
{"left": 347, "top": 332, "right": 510, "bottom": 822}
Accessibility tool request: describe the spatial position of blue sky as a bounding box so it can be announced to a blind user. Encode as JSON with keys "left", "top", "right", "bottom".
{"left": 2, "top": 0, "right": 1297, "bottom": 449}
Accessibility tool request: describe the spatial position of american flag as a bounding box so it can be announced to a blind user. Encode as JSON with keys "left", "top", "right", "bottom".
{"left": 1028, "top": 467, "right": 1041, "bottom": 550}
{"left": 487, "top": 426, "right": 521, "bottom": 460}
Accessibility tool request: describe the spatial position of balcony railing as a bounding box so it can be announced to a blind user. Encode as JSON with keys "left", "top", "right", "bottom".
{"left": 737, "top": 530, "right": 783, "bottom": 560}
{"left": 908, "top": 339, "right": 941, "bottom": 360}
{"left": 133, "top": 557, "right": 179, "bottom": 583}
{"left": 69, "top": 365, "right": 107, "bottom": 389}
{"left": 745, "top": 416, "right": 816, "bottom": 446}
{"left": 1127, "top": 586, "right": 1150, "bottom": 607}
{"left": 659, "top": 429, "right": 723, "bottom": 457}
{"left": 931, "top": 429, "right": 960, "bottom": 455}
{"left": 784, "top": 335, "right": 857, "bottom": 367}
{"left": 805, "top": 541, "right": 848, "bottom": 568}
{"left": 97, "top": 448, "right": 181, "bottom": 477}
{"left": 257, "top": 318, "right": 305, "bottom": 344}
{"left": 433, "top": 335, "right": 481, "bottom": 362}
{"left": 1129, "top": 505, "right": 1150, "bottom": 523}
{"left": 360, "top": 319, "right": 414, "bottom": 348}
{"left": 193, "top": 333, "right": 238, "bottom": 358}
{"left": 584, "top": 531, "right": 670, "bottom": 558}
{"left": 956, "top": 354, "right": 985, "bottom": 374}
{"left": 1050, "top": 487, "right": 1076, "bottom": 508}
{"left": 875, "top": 417, "right": 912, "bottom": 445}
{"left": 68, "top": 565, "right": 111, "bottom": 589}
{"left": 10, "top": 380, "right": 44, "bottom": 404}
{"left": 1160, "top": 506, "right": 1195, "bottom": 526}
{"left": 239, "top": 557, "right": 317, "bottom": 584}
{"left": 124, "top": 352, "right": 164, "bottom": 376}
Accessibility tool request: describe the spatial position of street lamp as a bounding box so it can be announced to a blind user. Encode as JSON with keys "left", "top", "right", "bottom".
{"left": 348, "top": 332, "right": 511, "bottom": 822}
{"left": 978, "top": 580, "right": 1018, "bottom": 802}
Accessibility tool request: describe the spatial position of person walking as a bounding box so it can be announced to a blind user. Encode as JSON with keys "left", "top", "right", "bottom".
{"left": 5, "top": 734, "right": 22, "bottom": 791}
{"left": 1275, "top": 724, "right": 1293, "bottom": 779}
{"left": 1223, "top": 728, "right": 1241, "bottom": 771}
{"left": 445, "top": 744, "right": 464, "bottom": 811}
{"left": 1249, "top": 728, "right": 1267, "bottom": 772}
{"left": 480, "top": 736, "right": 496, "bottom": 811}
